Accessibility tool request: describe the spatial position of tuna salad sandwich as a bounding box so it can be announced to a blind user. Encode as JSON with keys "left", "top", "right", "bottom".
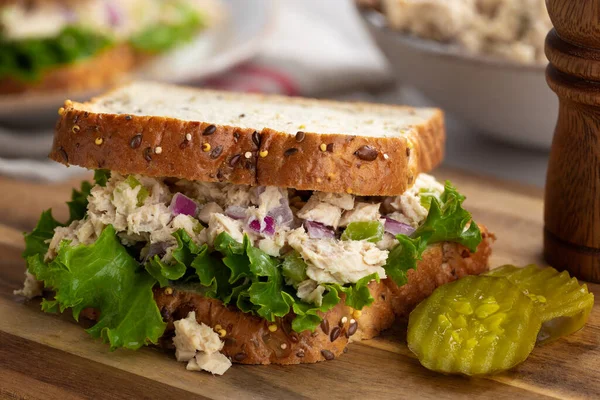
{"left": 0, "top": 0, "right": 221, "bottom": 94}
{"left": 18, "top": 82, "right": 493, "bottom": 375}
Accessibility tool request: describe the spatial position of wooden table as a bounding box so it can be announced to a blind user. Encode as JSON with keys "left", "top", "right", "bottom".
{"left": 0, "top": 168, "right": 598, "bottom": 399}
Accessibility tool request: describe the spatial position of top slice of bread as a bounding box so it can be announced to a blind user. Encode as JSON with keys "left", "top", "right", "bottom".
{"left": 50, "top": 82, "right": 445, "bottom": 195}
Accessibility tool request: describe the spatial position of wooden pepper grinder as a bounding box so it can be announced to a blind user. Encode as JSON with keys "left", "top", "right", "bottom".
{"left": 544, "top": 0, "right": 600, "bottom": 282}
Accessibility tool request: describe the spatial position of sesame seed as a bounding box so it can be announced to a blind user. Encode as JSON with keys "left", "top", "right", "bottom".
{"left": 64, "top": 99, "right": 73, "bottom": 107}
{"left": 218, "top": 329, "right": 227, "bottom": 337}
{"left": 319, "top": 143, "right": 327, "bottom": 152}
{"left": 280, "top": 343, "right": 288, "bottom": 349}
{"left": 186, "top": 133, "right": 192, "bottom": 141}
{"left": 383, "top": 153, "right": 389, "bottom": 160}
{"left": 72, "top": 125, "right": 80, "bottom": 133}
{"left": 298, "top": 124, "right": 306, "bottom": 129}
{"left": 214, "top": 324, "right": 222, "bottom": 331}
{"left": 95, "top": 137, "right": 103, "bottom": 145}
{"left": 341, "top": 317, "right": 348, "bottom": 324}
{"left": 346, "top": 188, "right": 352, "bottom": 194}
{"left": 202, "top": 143, "right": 211, "bottom": 152}
{"left": 259, "top": 150, "right": 269, "bottom": 158}
{"left": 268, "top": 324, "right": 278, "bottom": 332}
{"left": 350, "top": 319, "right": 356, "bottom": 324}
{"left": 164, "top": 287, "right": 173, "bottom": 295}
{"left": 353, "top": 310, "right": 362, "bottom": 319}
{"left": 244, "top": 151, "right": 252, "bottom": 159}
{"left": 58, "top": 107, "right": 65, "bottom": 116}
{"left": 154, "top": 146, "right": 163, "bottom": 154}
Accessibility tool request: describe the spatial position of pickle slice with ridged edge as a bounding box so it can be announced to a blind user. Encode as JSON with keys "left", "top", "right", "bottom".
{"left": 407, "top": 276, "right": 541, "bottom": 376}
{"left": 486, "top": 265, "right": 594, "bottom": 344}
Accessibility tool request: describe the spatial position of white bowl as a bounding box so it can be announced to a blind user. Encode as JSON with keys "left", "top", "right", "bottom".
{"left": 359, "top": 9, "right": 557, "bottom": 150}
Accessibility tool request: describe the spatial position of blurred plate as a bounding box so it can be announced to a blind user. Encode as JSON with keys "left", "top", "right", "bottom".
{"left": 359, "top": 8, "right": 557, "bottom": 150}
{"left": 0, "top": 0, "right": 275, "bottom": 130}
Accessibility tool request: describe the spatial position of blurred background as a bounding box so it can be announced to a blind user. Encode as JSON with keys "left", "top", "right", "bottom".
{"left": 0, "top": 0, "right": 553, "bottom": 186}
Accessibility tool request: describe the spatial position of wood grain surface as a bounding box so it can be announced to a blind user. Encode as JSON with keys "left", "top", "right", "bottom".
{"left": 0, "top": 168, "right": 598, "bottom": 399}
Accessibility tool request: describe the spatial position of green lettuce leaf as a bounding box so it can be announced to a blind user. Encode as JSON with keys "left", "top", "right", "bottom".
{"left": 1, "top": 26, "right": 114, "bottom": 82}
{"left": 326, "top": 273, "right": 379, "bottom": 310}
{"left": 129, "top": 3, "right": 204, "bottom": 53}
{"left": 384, "top": 181, "right": 482, "bottom": 287}
{"left": 93, "top": 169, "right": 111, "bottom": 187}
{"left": 66, "top": 181, "right": 93, "bottom": 223}
{"left": 145, "top": 230, "right": 203, "bottom": 287}
{"left": 27, "top": 225, "right": 165, "bottom": 350}
{"left": 291, "top": 289, "right": 340, "bottom": 332}
{"left": 214, "top": 233, "right": 252, "bottom": 283}
{"left": 23, "top": 210, "right": 63, "bottom": 258}
{"left": 191, "top": 232, "right": 380, "bottom": 331}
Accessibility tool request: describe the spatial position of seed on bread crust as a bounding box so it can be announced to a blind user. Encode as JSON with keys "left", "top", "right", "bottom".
{"left": 210, "top": 145, "right": 223, "bottom": 159}
{"left": 321, "top": 350, "right": 335, "bottom": 360}
{"left": 203, "top": 124, "right": 217, "bottom": 135}
{"left": 320, "top": 319, "right": 330, "bottom": 335}
{"left": 284, "top": 148, "right": 299, "bottom": 156}
{"left": 57, "top": 147, "right": 68, "bottom": 163}
{"left": 354, "top": 145, "right": 378, "bottom": 161}
{"left": 130, "top": 134, "right": 142, "bottom": 149}
{"left": 295, "top": 131, "right": 306, "bottom": 142}
{"left": 347, "top": 321, "right": 358, "bottom": 337}
{"left": 330, "top": 327, "right": 341, "bottom": 342}
{"left": 252, "top": 131, "right": 261, "bottom": 148}
{"left": 143, "top": 147, "right": 152, "bottom": 162}
{"left": 229, "top": 154, "right": 241, "bottom": 166}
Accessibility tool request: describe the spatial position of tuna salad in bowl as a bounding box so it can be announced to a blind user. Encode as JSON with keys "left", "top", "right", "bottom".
{"left": 357, "top": 0, "right": 557, "bottom": 149}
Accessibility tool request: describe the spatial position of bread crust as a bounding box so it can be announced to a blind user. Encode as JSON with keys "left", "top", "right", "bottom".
{"left": 49, "top": 87, "right": 445, "bottom": 196}
{"left": 153, "top": 227, "right": 493, "bottom": 365}
{"left": 0, "top": 45, "right": 135, "bottom": 95}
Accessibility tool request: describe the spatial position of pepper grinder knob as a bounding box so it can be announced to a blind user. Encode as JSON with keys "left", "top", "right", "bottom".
{"left": 544, "top": 0, "right": 600, "bottom": 282}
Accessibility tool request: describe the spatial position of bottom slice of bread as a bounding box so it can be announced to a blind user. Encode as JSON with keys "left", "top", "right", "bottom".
{"left": 153, "top": 227, "right": 494, "bottom": 365}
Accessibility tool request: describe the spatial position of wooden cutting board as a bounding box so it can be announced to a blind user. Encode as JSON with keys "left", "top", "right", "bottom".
{"left": 0, "top": 168, "right": 598, "bottom": 400}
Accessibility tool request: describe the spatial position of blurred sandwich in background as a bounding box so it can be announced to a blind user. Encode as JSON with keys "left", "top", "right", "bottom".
{"left": 0, "top": 0, "right": 223, "bottom": 95}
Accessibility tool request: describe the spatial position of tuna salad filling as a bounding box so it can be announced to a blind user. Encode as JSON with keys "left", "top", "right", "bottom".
{"left": 21, "top": 170, "right": 481, "bottom": 350}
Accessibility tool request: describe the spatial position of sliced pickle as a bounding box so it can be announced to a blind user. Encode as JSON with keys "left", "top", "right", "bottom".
{"left": 407, "top": 276, "right": 541, "bottom": 376}
{"left": 486, "top": 265, "right": 595, "bottom": 343}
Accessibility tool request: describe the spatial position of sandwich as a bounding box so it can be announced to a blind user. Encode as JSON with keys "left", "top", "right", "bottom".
{"left": 0, "top": 0, "right": 221, "bottom": 95}
{"left": 18, "top": 82, "right": 493, "bottom": 374}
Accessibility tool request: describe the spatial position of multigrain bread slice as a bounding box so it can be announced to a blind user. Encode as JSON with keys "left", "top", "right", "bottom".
{"left": 50, "top": 82, "right": 445, "bottom": 196}
{"left": 0, "top": 45, "right": 136, "bottom": 95}
{"left": 148, "top": 227, "right": 493, "bottom": 365}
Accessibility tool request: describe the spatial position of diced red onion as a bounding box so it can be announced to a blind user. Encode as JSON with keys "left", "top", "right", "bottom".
{"left": 268, "top": 202, "right": 294, "bottom": 226}
{"left": 248, "top": 216, "right": 275, "bottom": 236}
{"left": 225, "top": 206, "right": 247, "bottom": 220}
{"left": 170, "top": 193, "right": 198, "bottom": 217}
{"left": 263, "top": 216, "right": 275, "bottom": 236}
{"left": 248, "top": 218, "right": 262, "bottom": 232}
{"left": 304, "top": 220, "right": 335, "bottom": 239}
{"left": 384, "top": 217, "right": 415, "bottom": 236}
